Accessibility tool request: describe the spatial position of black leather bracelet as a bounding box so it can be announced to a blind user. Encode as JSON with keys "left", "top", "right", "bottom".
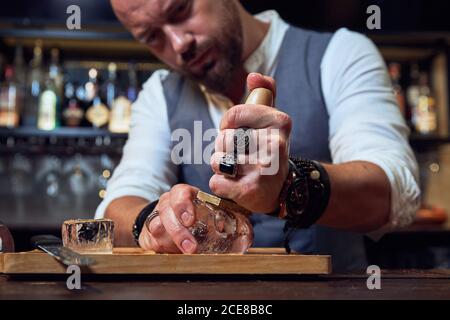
{"left": 132, "top": 200, "right": 159, "bottom": 245}
{"left": 287, "top": 158, "right": 331, "bottom": 229}
{"left": 281, "top": 158, "right": 331, "bottom": 253}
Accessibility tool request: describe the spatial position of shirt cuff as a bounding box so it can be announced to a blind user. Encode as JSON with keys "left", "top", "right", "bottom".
{"left": 342, "top": 156, "right": 421, "bottom": 240}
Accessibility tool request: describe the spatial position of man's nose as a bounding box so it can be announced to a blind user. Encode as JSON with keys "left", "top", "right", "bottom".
{"left": 164, "top": 25, "right": 194, "bottom": 55}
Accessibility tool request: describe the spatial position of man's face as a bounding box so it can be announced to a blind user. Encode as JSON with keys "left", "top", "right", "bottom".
{"left": 111, "top": 0, "right": 243, "bottom": 93}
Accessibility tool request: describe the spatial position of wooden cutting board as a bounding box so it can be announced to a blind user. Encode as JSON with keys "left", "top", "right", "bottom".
{"left": 0, "top": 248, "right": 331, "bottom": 275}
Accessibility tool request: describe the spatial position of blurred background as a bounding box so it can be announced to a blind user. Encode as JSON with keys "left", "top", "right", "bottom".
{"left": 0, "top": 0, "right": 450, "bottom": 269}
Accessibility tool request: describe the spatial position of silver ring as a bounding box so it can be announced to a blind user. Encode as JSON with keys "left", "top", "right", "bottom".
{"left": 233, "top": 127, "right": 252, "bottom": 155}
{"left": 219, "top": 153, "right": 238, "bottom": 178}
{"left": 145, "top": 210, "right": 160, "bottom": 229}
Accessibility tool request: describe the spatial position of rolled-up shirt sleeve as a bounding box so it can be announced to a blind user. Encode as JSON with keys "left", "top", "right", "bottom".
{"left": 321, "top": 29, "right": 421, "bottom": 235}
{"left": 95, "top": 70, "right": 178, "bottom": 218}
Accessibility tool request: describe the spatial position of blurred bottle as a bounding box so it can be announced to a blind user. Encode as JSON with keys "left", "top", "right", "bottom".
{"left": 74, "top": 80, "right": 87, "bottom": 126}
{"left": 412, "top": 72, "right": 438, "bottom": 135}
{"left": 23, "top": 40, "right": 44, "bottom": 127}
{"left": 105, "top": 62, "right": 118, "bottom": 109}
{"left": 0, "top": 66, "right": 22, "bottom": 128}
{"left": 0, "top": 52, "right": 5, "bottom": 79}
{"left": 13, "top": 45, "right": 26, "bottom": 126}
{"left": 85, "top": 68, "right": 109, "bottom": 128}
{"left": 406, "top": 63, "right": 421, "bottom": 122}
{"left": 84, "top": 67, "right": 98, "bottom": 104}
{"left": 13, "top": 45, "right": 27, "bottom": 87}
{"left": 127, "top": 62, "right": 139, "bottom": 103}
{"left": 37, "top": 73, "right": 60, "bottom": 131}
{"left": 62, "top": 81, "right": 84, "bottom": 127}
{"left": 108, "top": 63, "right": 132, "bottom": 133}
{"left": 49, "top": 48, "right": 64, "bottom": 101}
{"left": 388, "top": 62, "right": 406, "bottom": 118}
{"left": 75, "top": 81, "right": 86, "bottom": 103}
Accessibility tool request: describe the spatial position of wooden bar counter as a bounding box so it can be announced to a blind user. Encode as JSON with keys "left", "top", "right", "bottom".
{"left": 1, "top": 270, "right": 450, "bottom": 300}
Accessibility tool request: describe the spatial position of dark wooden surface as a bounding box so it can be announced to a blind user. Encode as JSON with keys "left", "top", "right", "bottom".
{"left": 1, "top": 270, "right": 450, "bottom": 300}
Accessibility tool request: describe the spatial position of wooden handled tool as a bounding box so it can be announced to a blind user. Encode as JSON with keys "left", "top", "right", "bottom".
{"left": 245, "top": 87, "right": 274, "bottom": 107}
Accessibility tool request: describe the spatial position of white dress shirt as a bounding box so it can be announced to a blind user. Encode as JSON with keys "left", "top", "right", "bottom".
{"left": 95, "top": 11, "right": 421, "bottom": 235}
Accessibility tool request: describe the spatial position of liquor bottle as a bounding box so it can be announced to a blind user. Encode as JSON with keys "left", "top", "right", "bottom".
{"left": 37, "top": 48, "right": 64, "bottom": 131}
{"left": 105, "top": 62, "right": 117, "bottom": 109}
{"left": 0, "top": 66, "right": 22, "bottom": 128}
{"left": 62, "top": 81, "right": 84, "bottom": 127}
{"left": 49, "top": 48, "right": 64, "bottom": 101}
{"left": 85, "top": 68, "right": 110, "bottom": 128}
{"left": 108, "top": 63, "right": 132, "bottom": 133}
{"left": 37, "top": 76, "right": 60, "bottom": 131}
{"left": 109, "top": 96, "right": 132, "bottom": 133}
{"left": 0, "top": 52, "right": 5, "bottom": 78}
{"left": 24, "top": 41, "right": 44, "bottom": 127}
{"left": 127, "top": 62, "right": 139, "bottom": 103}
{"left": 13, "top": 45, "right": 27, "bottom": 87}
{"left": 84, "top": 68, "right": 98, "bottom": 104}
{"left": 388, "top": 62, "right": 406, "bottom": 118}
{"left": 407, "top": 64, "right": 421, "bottom": 113}
{"left": 412, "top": 72, "right": 437, "bottom": 135}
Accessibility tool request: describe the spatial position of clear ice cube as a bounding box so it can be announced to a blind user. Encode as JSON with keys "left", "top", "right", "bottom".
{"left": 62, "top": 219, "right": 114, "bottom": 254}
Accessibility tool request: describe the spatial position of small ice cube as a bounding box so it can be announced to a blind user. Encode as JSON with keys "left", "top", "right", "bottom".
{"left": 62, "top": 219, "right": 114, "bottom": 254}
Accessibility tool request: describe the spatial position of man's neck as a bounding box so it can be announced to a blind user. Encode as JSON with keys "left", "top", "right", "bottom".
{"left": 223, "top": 67, "right": 247, "bottom": 105}
{"left": 224, "top": 11, "right": 270, "bottom": 105}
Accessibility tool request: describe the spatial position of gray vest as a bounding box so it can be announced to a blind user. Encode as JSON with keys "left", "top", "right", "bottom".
{"left": 162, "top": 27, "right": 367, "bottom": 272}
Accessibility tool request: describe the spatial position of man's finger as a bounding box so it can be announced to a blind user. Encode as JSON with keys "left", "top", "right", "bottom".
{"left": 147, "top": 215, "right": 165, "bottom": 237}
{"left": 215, "top": 128, "right": 286, "bottom": 155}
{"left": 247, "top": 73, "right": 276, "bottom": 100}
{"left": 159, "top": 205, "right": 198, "bottom": 254}
{"left": 148, "top": 230, "right": 181, "bottom": 253}
{"left": 215, "top": 128, "right": 259, "bottom": 155}
{"left": 169, "top": 184, "right": 198, "bottom": 227}
{"left": 209, "top": 173, "right": 240, "bottom": 200}
{"left": 210, "top": 152, "right": 257, "bottom": 176}
{"left": 146, "top": 215, "right": 181, "bottom": 252}
{"left": 220, "top": 105, "right": 291, "bottom": 130}
{"left": 138, "top": 227, "right": 153, "bottom": 251}
{"left": 209, "top": 171, "right": 260, "bottom": 202}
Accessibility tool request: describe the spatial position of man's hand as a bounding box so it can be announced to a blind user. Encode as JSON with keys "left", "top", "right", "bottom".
{"left": 209, "top": 73, "right": 292, "bottom": 213}
{"left": 138, "top": 184, "right": 199, "bottom": 253}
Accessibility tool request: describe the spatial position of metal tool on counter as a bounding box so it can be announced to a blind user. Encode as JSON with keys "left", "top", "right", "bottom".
{"left": 31, "top": 234, "right": 95, "bottom": 266}
{"left": 0, "top": 221, "right": 15, "bottom": 253}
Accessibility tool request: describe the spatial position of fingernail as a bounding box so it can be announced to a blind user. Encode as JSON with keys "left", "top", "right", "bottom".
{"left": 181, "top": 239, "right": 196, "bottom": 253}
{"left": 181, "top": 211, "right": 193, "bottom": 226}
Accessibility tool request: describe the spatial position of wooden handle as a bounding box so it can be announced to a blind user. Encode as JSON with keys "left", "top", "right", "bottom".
{"left": 245, "top": 88, "right": 273, "bottom": 107}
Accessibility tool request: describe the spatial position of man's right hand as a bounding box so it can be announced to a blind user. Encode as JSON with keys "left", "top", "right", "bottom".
{"left": 138, "top": 184, "right": 199, "bottom": 254}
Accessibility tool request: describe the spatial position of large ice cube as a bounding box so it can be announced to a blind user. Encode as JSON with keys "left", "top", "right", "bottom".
{"left": 190, "top": 198, "right": 253, "bottom": 254}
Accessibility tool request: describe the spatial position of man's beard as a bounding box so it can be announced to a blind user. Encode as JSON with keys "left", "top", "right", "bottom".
{"left": 180, "top": 2, "right": 243, "bottom": 93}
